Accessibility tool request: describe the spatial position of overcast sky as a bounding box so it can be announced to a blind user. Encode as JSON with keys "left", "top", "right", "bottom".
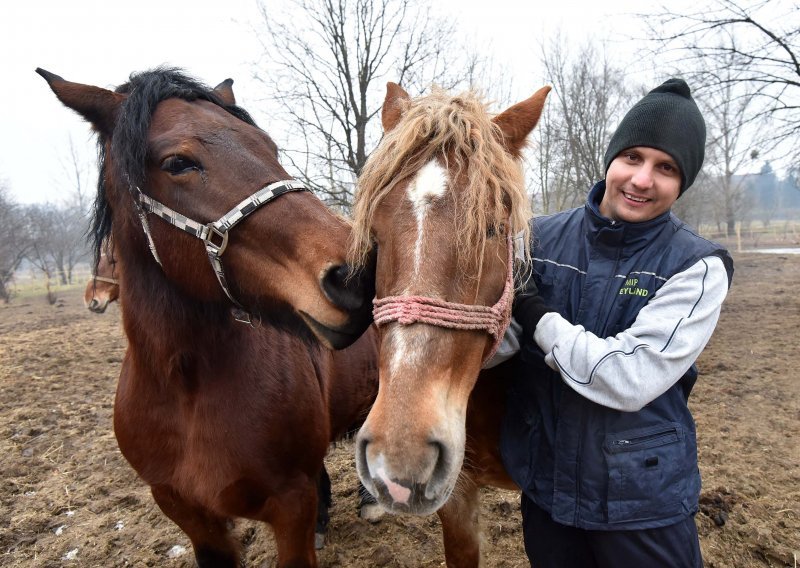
{"left": 3, "top": 0, "right": 647, "bottom": 205}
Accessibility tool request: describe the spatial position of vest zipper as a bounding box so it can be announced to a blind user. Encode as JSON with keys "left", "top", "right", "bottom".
{"left": 609, "top": 427, "right": 680, "bottom": 452}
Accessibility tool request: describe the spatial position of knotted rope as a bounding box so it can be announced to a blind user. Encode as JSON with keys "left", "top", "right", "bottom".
{"left": 372, "top": 235, "right": 514, "bottom": 363}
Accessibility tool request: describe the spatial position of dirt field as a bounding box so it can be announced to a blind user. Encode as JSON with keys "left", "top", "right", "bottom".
{"left": 1, "top": 252, "right": 798, "bottom": 567}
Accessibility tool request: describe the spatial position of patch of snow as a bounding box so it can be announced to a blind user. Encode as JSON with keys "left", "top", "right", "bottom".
{"left": 167, "top": 545, "right": 187, "bottom": 558}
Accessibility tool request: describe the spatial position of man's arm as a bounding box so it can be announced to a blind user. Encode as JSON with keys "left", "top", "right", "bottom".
{"left": 534, "top": 256, "right": 729, "bottom": 411}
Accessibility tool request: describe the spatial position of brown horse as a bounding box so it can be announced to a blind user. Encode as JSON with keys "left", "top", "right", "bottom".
{"left": 84, "top": 238, "right": 119, "bottom": 313}
{"left": 349, "top": 83, "right": 549, "bottom": 566}
{"left": 82, "top": 237, "right": 382, "bottom": 546}
{"left": 39, "top": 67, "right": 378, "bottom": 567}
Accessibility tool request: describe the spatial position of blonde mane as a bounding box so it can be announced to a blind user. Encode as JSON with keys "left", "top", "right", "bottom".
{"left": 349, "top": 87, "right": 532, "bottom": 276}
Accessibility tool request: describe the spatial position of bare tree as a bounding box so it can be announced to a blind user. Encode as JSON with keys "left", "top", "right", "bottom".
{"left": 682, "top": 39, "right": 771, "bottom": 235}
{"left": 529, "top": 37, "right": 638, "bottom": 214}
{"left": 24, "top": 204, "right": 59, "bottom": 285}
{"left": 672, "top": 170, "right": 717, "bottom": 230}
{"left": 645, "top": 0, "right": 800, "bottom": 165}
{"left": 254, "top": 0, "right": 460, "bottom": 209}
{"left": 0, "top": 183, "right": 31, "bottom": 303}
{"left": 59, "top": 136, "right": 93, "bottom": 217}
{"left": 56, "top": 137, "right": 93, "bottom": 283}
{"left": 23, "top": 202, "right": 89, "bottom": 287}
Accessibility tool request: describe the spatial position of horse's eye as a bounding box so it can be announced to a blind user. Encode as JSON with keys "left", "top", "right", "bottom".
{"left": 487, "top": 223, "right": 506, "bottom": 238}
{"left": 161, "top": 155, "right": 201, "bottom": 175}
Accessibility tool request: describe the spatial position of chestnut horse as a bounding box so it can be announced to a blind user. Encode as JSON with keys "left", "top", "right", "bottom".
{"left": 349, "top": 83, "right": 549, "bottom": 566}
{"left": 84, "top": 238, "right": 119, "bottom": 313}
{"left": 39, "top": 67, "right": 378, "bottom": 567}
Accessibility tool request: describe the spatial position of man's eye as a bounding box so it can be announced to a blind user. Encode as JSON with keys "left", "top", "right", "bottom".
{"left": 161, "top": 156, "right": 201, "bottom": 175}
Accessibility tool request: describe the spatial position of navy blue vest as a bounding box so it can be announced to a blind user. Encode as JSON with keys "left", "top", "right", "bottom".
{"left": 501, "top": 182, "right": 733, "bottom": 530}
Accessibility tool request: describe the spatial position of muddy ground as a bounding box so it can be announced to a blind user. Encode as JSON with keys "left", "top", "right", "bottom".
{"left": 1, "top": 252, "right": 798, "bottom": 567}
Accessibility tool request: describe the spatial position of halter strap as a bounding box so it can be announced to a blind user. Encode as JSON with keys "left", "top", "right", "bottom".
{"left": 133, "top": 179, "right": 309, "bottom": 323}
{"left": 90, "top": 275, "right": 119, "bottom": 286}
{"left": 372, "top": 234, "right": 514, "bottom": 363}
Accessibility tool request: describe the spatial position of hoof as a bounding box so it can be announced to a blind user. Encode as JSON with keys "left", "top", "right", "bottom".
{"left": 359, "top": 502, "right": 386, "bottom": 524}
{"left": 314, "top": 532, "right": 326, "bottom": 550}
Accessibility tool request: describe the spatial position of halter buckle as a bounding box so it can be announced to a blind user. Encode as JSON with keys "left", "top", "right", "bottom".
{"left": 204, "top": 224, "right": 229, "bottom": 256}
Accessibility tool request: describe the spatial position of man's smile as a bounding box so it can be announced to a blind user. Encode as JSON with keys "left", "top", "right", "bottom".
{"left": 622, "top": 191, "right": 650, "bottom": 204}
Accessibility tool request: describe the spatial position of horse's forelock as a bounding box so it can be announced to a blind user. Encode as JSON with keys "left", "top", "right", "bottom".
{"left": 350, "top": 88, "right": 531, "bottom": 273}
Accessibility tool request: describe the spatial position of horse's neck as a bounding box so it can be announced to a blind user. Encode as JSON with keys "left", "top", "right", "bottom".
{"left": 118, "top": 259, "right": 234, "bottom": 360}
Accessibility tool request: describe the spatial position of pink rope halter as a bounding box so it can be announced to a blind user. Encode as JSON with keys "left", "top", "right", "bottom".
{"left": 372, "top": 235, "right": 514, "bottom": 363}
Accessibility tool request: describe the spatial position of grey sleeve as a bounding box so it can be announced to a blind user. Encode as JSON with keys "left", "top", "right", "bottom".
{"left": 533, "top": 256, "right": 729, "bottom": 411}
{"left": 482, "top": 317, "right": 522, "bottom": 369}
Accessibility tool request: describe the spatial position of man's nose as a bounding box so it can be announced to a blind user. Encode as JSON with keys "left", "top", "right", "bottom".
{"left": 630, "top": 166, "right": 654, "bottom": 190}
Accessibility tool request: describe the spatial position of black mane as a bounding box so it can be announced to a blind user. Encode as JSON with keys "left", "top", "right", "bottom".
{"left": 89, "top": 67, "right": 258, "bottom": 268}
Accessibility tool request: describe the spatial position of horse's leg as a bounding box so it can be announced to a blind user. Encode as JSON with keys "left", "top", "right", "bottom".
{"left": 358, "top": 480, "right": 385, "bottom": 523}
{"left": 150, "top": 484, "right": 239, "bottom": 568}
{"left": 315, "top": 465, "right": 332, "bottom": 550}
{"left": 437, "top": 476, "right": 482, "bottom": 568}
{"left": 266, "top": 476, "right": 319, "bottom": 568}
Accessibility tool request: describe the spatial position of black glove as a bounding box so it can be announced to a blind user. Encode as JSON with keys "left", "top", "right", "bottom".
{"left": 512, "top": 279, "right": 555, "bottom": 338}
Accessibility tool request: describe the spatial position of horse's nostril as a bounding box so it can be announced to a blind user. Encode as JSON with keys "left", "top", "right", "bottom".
{"left": 356, "top": 433, "right": 371, "bottom": 462}
{"left": 322, "top": 264, "right": 366, "bottom": 311}
{"left": 355, "top": 433, "right": 373, "bottom": 483}
{"left": 428, "top": 440, "right": 451, "bottom": 487}
{"left": 328, "top": 264, "right": 349, "bottom": 289}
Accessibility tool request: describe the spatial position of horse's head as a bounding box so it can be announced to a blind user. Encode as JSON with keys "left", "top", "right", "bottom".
{"left": 38, "top": 68, "right": 374, "bottom": 348}
{"left": 84, "top": 239, "right": 120, "bottom": 313}
{"left": 350, "top": 83, "right": 549, "bottom": 514}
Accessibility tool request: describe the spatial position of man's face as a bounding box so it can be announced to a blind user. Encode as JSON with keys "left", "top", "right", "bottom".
{"left": 600, "top": 146, "right": 682, "bottom": 223}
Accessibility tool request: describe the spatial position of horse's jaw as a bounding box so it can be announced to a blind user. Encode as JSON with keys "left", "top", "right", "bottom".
{"left": 297, "top": 310, "right": 371, "bottom": 350}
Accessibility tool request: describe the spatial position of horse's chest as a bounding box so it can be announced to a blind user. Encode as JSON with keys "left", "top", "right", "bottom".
{"left": 113, "top": 365, "right": 329, "bottom": 513}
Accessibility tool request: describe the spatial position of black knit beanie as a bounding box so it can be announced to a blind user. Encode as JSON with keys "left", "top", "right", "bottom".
{"left": 604, "top": 78, "right": 706, "bottom": 194}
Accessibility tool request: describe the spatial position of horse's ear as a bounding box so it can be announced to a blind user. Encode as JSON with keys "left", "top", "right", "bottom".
{"left": 36, "top": 68, "right": 125, "bottom": 138}
{"left": 213, "top": 78, "right": 236, "bottom": 106}
{"left": 492, "top": 86, "right": 552, "bottom": 156}
{"left": 382, "top": 82, "right": 410, "bottom": 133}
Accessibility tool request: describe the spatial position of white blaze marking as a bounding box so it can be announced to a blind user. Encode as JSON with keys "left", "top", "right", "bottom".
{"left": 388, "top": 325, "right": 430, "bottom": 380}
{"left": 406, "top": 161, "right": 447, "bottom": 277}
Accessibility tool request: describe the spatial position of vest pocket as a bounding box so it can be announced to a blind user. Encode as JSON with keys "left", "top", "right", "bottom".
{"left": 603, "top": 423, "right": 688, "bottom": 523}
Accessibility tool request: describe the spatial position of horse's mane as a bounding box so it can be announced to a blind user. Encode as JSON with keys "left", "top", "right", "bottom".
{"left": 88, "top": 67, "right": 258, "bottom": 271}
{"left": 349, "top": 87, "right": 531, "bottom": 275}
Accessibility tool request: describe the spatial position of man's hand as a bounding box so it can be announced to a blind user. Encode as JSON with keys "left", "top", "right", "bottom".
{"left": 513, "top": 279, "right": 555, "bottom": 338}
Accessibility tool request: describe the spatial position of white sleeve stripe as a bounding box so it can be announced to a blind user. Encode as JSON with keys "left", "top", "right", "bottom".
{"left": 686, "top": 258, "right": 710, "bottom": 318}
{"left": 533, "top": 257, "right": 587, "bottom": 275}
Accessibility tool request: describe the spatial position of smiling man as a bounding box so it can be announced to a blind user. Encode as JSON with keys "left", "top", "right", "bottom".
{"left": 501, "top": 79, "right": 734, "bottom": 567}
